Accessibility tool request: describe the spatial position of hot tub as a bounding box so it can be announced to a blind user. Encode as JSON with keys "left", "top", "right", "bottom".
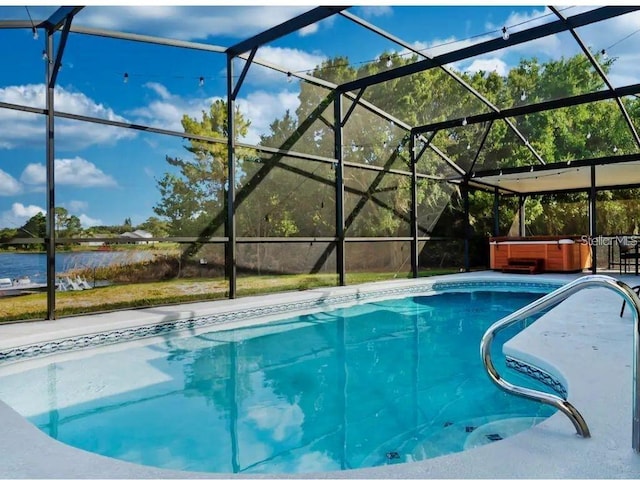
{"left": 489, "top": 236, "right": 592, "bottom": 272}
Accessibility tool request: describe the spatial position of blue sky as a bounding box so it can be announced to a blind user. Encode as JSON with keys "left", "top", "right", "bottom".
{"left": 0, "top": 4, "right": 639, "bottom": 230}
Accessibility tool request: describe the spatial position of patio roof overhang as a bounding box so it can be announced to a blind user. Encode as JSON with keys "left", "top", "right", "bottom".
{"left": 462, "top": 155, "right": 640, "bottom": 195}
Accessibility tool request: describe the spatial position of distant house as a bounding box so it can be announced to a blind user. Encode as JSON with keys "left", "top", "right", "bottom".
{"left": 84, "top": 240, "right": 106, "bottom": 247}
{"left": 83, "top": 234, "right": 106, "bottom": 247}
{"left": 119, "top": 229, "right": 155, "bottom": 244}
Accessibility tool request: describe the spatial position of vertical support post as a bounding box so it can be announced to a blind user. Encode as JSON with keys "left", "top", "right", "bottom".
{"left": 463, "top": 182, "right": 470, "bottom": 272}
{"left": 226, "top": 54, "right": 237, "bottom": 298}
{"left": 410, "top": 134, "right": 419, "bottom": 278}
{"left": 589, "top": 165, "right": 597, "bottom": 274}
{"left": 45, "top": 30, "right": 56, "bottom": 320}
{"left": 519, "top": 195, "right": 526, "bottom": 237}
{"left": 334, "top": 93, "right": 345, "bottom": 286}
{"left": 493, "top": 187, "right": 500, "bottom": 237}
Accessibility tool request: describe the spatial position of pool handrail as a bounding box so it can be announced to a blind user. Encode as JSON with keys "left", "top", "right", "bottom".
{"left": 480, "top": 274, "right": 640, "bottom": 452}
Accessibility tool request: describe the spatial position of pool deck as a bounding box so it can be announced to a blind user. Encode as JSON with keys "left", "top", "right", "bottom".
{"left": 1, "top": 270, "right": 640, "bottom": 478}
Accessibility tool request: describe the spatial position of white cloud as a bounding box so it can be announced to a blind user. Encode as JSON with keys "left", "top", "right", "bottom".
{"left": 143, "top": 138, "right": 160, "bottom": 150}
{"left": 130, "top": 82, "right": 213, "bottom": 132}
{"left": 0, "top": 169, "right": 22, "bottom": 196}
{"left": 11, "top": 203, "right": 44, "bottom": 218}
{"left": 0, "top": 84, "right": 135, "bottom": 150}
{"left": 485, "top": 7, "right": 553, "bottom": 34}
{"left": 356, "top": 6, "right": 393, "bottom": 18}
{"left": 78, "top": 213, "right": 102, "bottom": 228}
{"left": 398, "top": 7, "right": 597, "bottom": 63}
{"left": 236, "top": 90, "right": 300, "bottom": 144}
{"left": 254, "top": 46, "right": 326, "bottom": 76}
{"left": 74, "top": 6, "right": 312, "bottom": 41}
{"left": 486, "top": 7, "right": 576, "bottom": 59}
{"left": 56, "top": 157, "right": 118, "bottom": 187}
{"left": 20, "top": 157, "right": 117, "bottom": 188}
{"left": 0, "top": 203, "right": 45, "bottom": 229}
{"left": 246, "top": 401, "right": 304, "bottom": 443}
{"left": 576, "top": 10, "right": 640, "bottom": 87}
{"left": 131, "top": 83, "right": 300, "bottom": 145}
{"left": 401, "top": 36, "right": 493, "bottom": 60}
{"left": 479, "top": 8, "right": 640, "bottom": 85}
{"left": 20, "top": 164, "right": 44, "bottom": 185}
{"left": 145, "top": 83, "right": 172, "bottom": 101}
{"left": 66, "top": 200, "right": 89, "bottom": 213}
{"left": 403, "top": 7, "right": 640, "bottom": 87}
{"left": 0, "top": 107, "right": 45, "bottom": 151}
{"left": 58, "top": 201, "right": 101, "bottom": 226}
{"left": 243, "top": 46, "right": 327, "bottom": 86}
{"left": 394, "top": 8, "right": 552, "bottom": 63}
{"left": 465, "top": 57, "right": 508, "bottom": 77}
{"left": 299, "top": 24, "right": 319, "bottom": 37}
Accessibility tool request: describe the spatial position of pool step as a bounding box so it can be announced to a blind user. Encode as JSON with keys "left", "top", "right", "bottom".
{"left": 463, "top": 416, "right": 542, "bottom": 450}
{"left": 358, "top": 414, "right": 546, "bottom": 467}
{"left": 412, "top": 415, "right": 544, "bottom": 460}
{"left": 502, "top": 258, "right": 544, "bottom": 274}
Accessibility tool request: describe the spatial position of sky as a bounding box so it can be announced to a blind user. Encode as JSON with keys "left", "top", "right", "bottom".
{"left": 1, "top": 4, "right": 640, "bottom": 230}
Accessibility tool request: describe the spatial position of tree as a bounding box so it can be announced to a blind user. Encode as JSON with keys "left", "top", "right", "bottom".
{"left": 137, "top": 216, "right": 170, "bottom": 238}
{"left": 65, "top": 215, "right": 82, "bottom": 238}
{"left": 52, "top": 207, "right": 83, "bottom": 240}
{"left": 154, "top": 51, "right": 640, "bottom": 271}
{"left": 15, "top": 212, "right": 46, "bottom": 250}
{"left": 154, "top": 99, "right": 251, "bottom": 236}
{"left": 55, "top": 207, "right": 69, "bottom": 235}
{"left": 0, "top": 228, "right": 17, "bottom": 250}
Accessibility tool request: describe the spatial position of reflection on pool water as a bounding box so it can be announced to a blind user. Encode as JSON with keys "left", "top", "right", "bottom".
{"left": 0, "top": 289, "right": 557, "bottom": 474}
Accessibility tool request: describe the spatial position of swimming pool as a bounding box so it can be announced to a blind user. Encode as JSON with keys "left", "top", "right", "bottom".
{"left": 0, "top": 283, "right": 561, "bottom": 475}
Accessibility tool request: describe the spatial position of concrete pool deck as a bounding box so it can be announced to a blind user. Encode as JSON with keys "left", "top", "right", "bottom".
{"left": 1, "top": 271, "right": 640, "bottom": 478}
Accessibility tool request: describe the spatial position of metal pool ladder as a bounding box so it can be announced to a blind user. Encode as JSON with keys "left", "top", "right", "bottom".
{"left": 480, "top": 274, "right": 640, "bottom": 452}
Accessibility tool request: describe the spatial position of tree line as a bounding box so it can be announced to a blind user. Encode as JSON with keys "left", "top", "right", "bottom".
{"left": 154, "top": 52, "right": 640, "bottom": 250}
{"left": 4, "top": 51, "right": 640, "bottom": 267}
{"left": 0, "top": 209, "right": 170, "bottom": 251}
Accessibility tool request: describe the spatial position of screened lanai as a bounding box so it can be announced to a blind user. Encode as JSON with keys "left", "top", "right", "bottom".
{"left": 1, "top": 5, "right": 640, "bottom": 321}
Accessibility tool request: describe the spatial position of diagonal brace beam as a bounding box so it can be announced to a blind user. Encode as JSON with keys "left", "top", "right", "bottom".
{"left": 414, "top": 82, "right": 640, "bottom": 135}
{"left": 549, "top": 5, "right": 640, "bottom": 149}
{"left": 45, "top": 6, "right": 83, "bottom": 31}
{"left": 49, "top": 18, "right": 72, "bottom": 88}
{"left": 337, "top": 6, "right": 640, "bottom": 93}
{"left": 232, "top": 47, "right": 257, "bottom": 100}
{"left": 341, "top": 88, "right": 366, "bottom": 127}
{"left": 339, "top": 10, "right": 546, "bottom": 166}
{"left": 469, "top": 121, "right": 494, "bottom": 174}
{"left": 227, "top": 6, "right": 347, "bottom": 56}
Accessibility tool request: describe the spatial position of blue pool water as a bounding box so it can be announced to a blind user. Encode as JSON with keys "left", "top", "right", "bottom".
{"left": 0, "top": 289, "right": 557, "bottom": 474}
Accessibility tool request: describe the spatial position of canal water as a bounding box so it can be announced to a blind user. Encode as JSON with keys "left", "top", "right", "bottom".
{"left": 0, "top": 251, "right": 154, "bottom": 281}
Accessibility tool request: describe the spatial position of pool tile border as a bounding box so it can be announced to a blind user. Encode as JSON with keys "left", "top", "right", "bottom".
{"left": 0, "top": 278, "right": 563, "bottom": 365}
{"left": 505, "top": 356, "right": 568, "bottom": 398}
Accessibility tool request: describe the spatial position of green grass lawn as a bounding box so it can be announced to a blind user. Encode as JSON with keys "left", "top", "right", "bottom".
{"left": 0, "top": 269, "right": 458, "bottom": 323}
